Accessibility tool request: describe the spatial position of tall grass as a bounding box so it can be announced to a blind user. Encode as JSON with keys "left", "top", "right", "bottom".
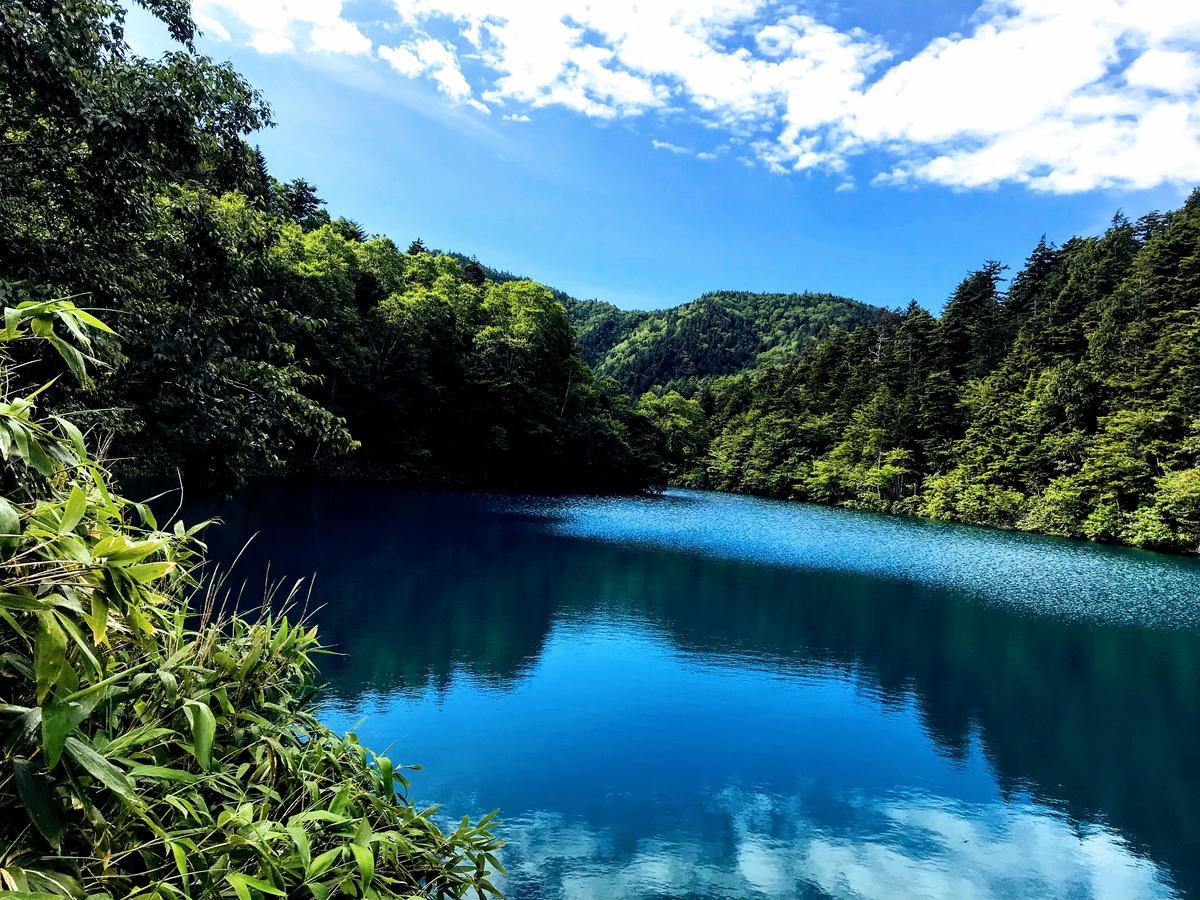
{"left": 0, "top": 295, "right": 504, "bottom": 898}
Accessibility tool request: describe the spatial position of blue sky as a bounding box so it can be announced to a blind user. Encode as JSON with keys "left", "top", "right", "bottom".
{"left": 127, "top": 1, "right": 1199, "bottom": 311}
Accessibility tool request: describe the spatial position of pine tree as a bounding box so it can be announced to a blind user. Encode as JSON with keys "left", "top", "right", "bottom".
{"left": 463, "top": 258, "right": 487, "bottom": 287}
{"left": 939, "top": 262, "right": 1007, "bottom": 380}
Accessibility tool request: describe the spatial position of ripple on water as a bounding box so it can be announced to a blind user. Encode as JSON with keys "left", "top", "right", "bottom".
{"left": 499, "top": 489, "right": 1200, "bottom": 629}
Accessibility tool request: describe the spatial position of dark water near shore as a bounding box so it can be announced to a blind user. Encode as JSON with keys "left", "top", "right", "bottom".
{"left": 198, "top": 483, "right": 1200, "bottom": 899}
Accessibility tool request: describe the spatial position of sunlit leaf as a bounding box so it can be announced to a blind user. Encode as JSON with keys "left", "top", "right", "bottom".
{"left": 183, "top": 699, "right": 216, "bottom": 772}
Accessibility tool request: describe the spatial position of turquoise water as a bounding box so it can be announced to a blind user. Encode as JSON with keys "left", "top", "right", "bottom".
{"left": 203, "top": 484, "right": 1200, "bottom": 898}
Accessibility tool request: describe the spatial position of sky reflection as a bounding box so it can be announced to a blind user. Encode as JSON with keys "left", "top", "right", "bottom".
{"left": 199, "top": 483, "right": 1200, "bottom": 898}
{"left": 493, "top": 789, "right": 1174, "bottom": 899}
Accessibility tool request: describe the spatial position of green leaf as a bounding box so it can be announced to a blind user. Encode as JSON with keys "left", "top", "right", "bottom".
{"left": 128, "top": 765, "right": 199, "bottom": 784}
{"left": 227, "top": 874, "right": 251, "bottom": 900}
{"left": 287, "top": 824, "right": 311, "bottom": 870}
{"left": 133, "top": 501, "right": 157, "bottom": 530}
{"left": 42, "top": 700, "right": 90, "bottom": 769}
{"left": 59, "top": 485, "right": 87, "bottom": 535}
{"left": 0, "top": 495, "right": 21, "bottom": 558}
{"left": 350, "top": 843, "right": 374, "bottom": 892}
{"left": 72, "top": 307, "right": 116, "bottom": 334}
{"left": 377, "top": 756, "right": 394, "bottom": 797}
{"left": 64, "top": 736, "right": 138, "bottom": 804}
{"left": 55, "top": 307, "right": 92, "bottom": 349}
{"left": 14, "top": 757, "right": 64, "bottom": 848}
{"left": 0, "top": 591, "right": 49, "bottom": 611}
{"left": 1, "top": 707, "right": 42, "bottom": 756}
{"left": 50, "top": 336, "right": 88, "bottom": 384}
{"left": 52, "top": 415, "right": 87, "bottom": 460}
{"left": 305, "top": 848, "right": 342, "bottom": 880}
{"left": 158, "top": 669, "right": 179, "bottom": 702}
{"left": 183, "top": 699, "right": 216, "bottom": 772}
{"left": 86, "top": 592, "right": 110, "bottom": 645}
{"left": 226, "top": 874, "right": 285, "bottom": 898}
{"left": 169, "top": 839, "right": 190, "bottom": 889}
{"left": 33, "top": 612, "right": 68, "bottom": 705}
{"left": 126, "top": 561, "right": 175, "bottom": 583}
{"left": 55, "top": 612, "right": 102, "bottom": 680}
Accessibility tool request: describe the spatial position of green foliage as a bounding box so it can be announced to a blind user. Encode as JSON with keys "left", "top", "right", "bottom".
{"left": 0, "top": 0, "right": 661, "bottom": 493}
{"left": 563, "top": 291, "right": 884, "bottom": 396}
{"left": 0, "top": 300, "right": 504, "bottom": 898}
{"left": 635, "top": 391, "right": 709, "bottom": 482}
{"left": 0, "top": 0, "right": 269, "bottom": 300}
{"left": 666, "top": 192, "right": 1200, "bottom": 553}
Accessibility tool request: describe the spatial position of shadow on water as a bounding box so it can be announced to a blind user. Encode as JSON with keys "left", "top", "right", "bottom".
{"left": 193, "top": 481, "right": 1200, "bottom": 897}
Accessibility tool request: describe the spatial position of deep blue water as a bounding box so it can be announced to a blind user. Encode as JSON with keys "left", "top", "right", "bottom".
{"left": 201, "top": 484, "right": 1200, "bottom": 899}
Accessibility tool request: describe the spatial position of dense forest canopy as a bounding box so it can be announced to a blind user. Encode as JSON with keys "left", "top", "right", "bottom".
{"left": 0, "top": 0, "right": 662, "bottom": 493}
{"left": 563, "top": 291, "right": 885, "bottom": 396}
{"left": 638, "top": 200, "right": 1200, "bottom": 554}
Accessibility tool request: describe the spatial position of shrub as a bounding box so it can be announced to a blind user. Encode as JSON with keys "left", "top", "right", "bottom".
{"left": 0, "top": 297, "right": 503, "bottom": 898}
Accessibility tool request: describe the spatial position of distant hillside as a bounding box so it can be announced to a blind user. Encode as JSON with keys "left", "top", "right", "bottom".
{"left": 563, "top": 291, "right": 887, "bottom": 396}
{"left": 444, "top": 251, "right": 885, "bottom": 396}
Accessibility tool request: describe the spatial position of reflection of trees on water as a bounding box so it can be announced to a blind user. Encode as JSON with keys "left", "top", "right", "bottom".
{"left": 201, "top": 482, "right": 1200, "bottom": 897}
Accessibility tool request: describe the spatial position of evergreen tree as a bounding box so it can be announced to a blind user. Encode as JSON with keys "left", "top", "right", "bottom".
{"left": 463, "top": 258, "right": 488, "bottom": 287}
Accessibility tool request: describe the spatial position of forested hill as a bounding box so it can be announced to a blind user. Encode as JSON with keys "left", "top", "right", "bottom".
{"left": 564, "top": 291, "right": 886, "bottom": 396}
{"left": 637, "top": 195, "right": 1200, "bottom": 554}
{"left": 442, "top": 257, "right": 886, "bottom": 398}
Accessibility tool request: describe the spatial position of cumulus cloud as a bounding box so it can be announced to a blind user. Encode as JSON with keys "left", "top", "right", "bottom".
{"left": 379, "top": 38, "right": 486, "bottom": 110}
{"left": 196, "top": 0, "right": 1200, "bottom": 193}
{"left": 193, "top": 0, "right": 371, "bottom": 56}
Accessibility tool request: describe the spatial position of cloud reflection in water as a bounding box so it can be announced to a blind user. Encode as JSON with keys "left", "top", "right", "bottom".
{"left": 495, "top": 788, "right": 1174, "bottom": 899}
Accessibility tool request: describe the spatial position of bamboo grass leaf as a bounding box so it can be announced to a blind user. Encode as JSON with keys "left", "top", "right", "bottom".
{"left": 41, "top": 700, "right": 91, "bottom": 769}
{"left": 14, "top": 757, "right": 65, "bottom": 848}
{"left": 0, "top": 496, "right": 21, "bottom": 558}
{"left": 64, "top": 736, "right": 138, "bottom": 804}
{"left": 183, "top": 700, "right": 217, "bottom": 772}
{"left": 58, "top": 486, "right": 87, "bottom": 535}
{"left": 126, "top": 561, "right": 175, "bottom": 583}
{"left": 349, "top": 843, "right": 374, "bottom": 892}
{"left": 226, "top": 874, "right": 285, "bottom": 898}
{"left": 128, "top": 765, "right": 199, "bottom": 783}
{"left": 33, "top": 612, "right": 68, "bottom": 705}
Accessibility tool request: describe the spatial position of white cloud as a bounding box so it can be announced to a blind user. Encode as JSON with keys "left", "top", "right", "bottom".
{"left": 380, "top": 38, "right": 483, "bottom": 109}
{"left": 203, "top": 0, "right": 1200, "bottom": 193}
{"left": 194, "top": 12, "right": 231, "bottom": 43}
{"left": 503, "top": 113, "right": 532, "bottom": 122}
{"left": 193, "top": 0, "right": 371, "bottom": 57}
{"left": 651, "top": 139, "right": 692, "bottom": 154}
{"left": 311, "top": 18, "right": 372, "bottom": 55}
{"left": 1125, "top": 49, "right": 1200, "bottom": 93}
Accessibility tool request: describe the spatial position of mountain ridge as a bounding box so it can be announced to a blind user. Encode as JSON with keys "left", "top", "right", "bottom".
{"left": 444, "top": 252, "right": 887, "bottom": 395}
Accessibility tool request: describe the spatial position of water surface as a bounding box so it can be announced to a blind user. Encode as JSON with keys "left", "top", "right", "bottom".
{"left": 201, "top": 485, "right": 1200, "bottom": 899}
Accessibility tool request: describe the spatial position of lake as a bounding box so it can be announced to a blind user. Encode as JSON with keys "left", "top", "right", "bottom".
{"left": 199, "top": 483, "right": 1200, "bottom": 899}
